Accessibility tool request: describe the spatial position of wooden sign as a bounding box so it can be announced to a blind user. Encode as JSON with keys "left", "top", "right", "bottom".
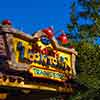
{"left": 0, "top": 21, "right": 77, "bottom": 94}
{"left": 11, "top": 32, "right": 77, "bottom": 82}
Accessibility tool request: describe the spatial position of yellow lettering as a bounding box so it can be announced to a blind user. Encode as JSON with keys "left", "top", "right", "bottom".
{"left": 47, "top": 56, "right": 52, "bottom": 64}
{"left": 33, "top": 53, "right": 40, "bottom": 62}
{"left": 64, "top": 57, "right": 69, "bottom": 68}
{"left": 24, "top": 45, "right": 29, "bottom": 58}
{"left": 29, "top": 53, "right": 34, "bottom": 61}
{"left": 41, "top": 54, "right": 47, "bottom": 64}
{"left": 52, "top": 58, "right": 57, "bottom": 66}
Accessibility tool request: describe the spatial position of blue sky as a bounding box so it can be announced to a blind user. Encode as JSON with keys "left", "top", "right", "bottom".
{"left": 0, "top": 0, "right": 73, "bottom": 36}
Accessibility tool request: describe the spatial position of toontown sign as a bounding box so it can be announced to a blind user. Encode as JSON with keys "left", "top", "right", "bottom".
{"left": 0, "top": 20, "right": 77, "bottom": 99}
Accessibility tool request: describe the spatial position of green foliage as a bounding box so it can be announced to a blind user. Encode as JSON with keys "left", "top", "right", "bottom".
{"left": 66, "top": 1, "right": 100, "bottom": 99}
{"left": 67, "top": 41, "right": 100, "bottom": 100}
{"left": 76, "top": 41, "right": 100, "bottom": 87}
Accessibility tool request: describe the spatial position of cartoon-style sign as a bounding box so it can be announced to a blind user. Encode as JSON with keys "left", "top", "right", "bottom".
{"left": 12, "top": 33, "right": 77, "bottom": 82}
{"left": 0, "top": 20, "right": 77, "bottom": 95}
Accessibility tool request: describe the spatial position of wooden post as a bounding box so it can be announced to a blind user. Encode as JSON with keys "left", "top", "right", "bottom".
{"left": 72, "top": 54, "right": 76, "bottom": 76}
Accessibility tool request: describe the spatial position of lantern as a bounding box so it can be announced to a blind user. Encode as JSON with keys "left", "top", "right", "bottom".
{"left": 2, "top": 20, "right": 12, "bottom": 25}
{"left": 42, "top": 27, "right": 54, "bottom": 39}
{"left": 57, "top": 33, "right": 69, "bottom": 44}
